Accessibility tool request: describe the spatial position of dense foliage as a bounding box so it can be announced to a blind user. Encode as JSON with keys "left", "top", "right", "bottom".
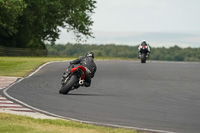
{"left": 0, "top": 0, "right": 96, "bottom": 49}
{"left": 151, "top": 45, "right": 200, "bottom": 61}
{"left": 46, "top": 43, "right": 200, "bottom": 61}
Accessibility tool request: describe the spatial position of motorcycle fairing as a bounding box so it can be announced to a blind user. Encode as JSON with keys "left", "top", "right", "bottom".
{"left": 70, "top": 66, "right": 86, "bottom": 80}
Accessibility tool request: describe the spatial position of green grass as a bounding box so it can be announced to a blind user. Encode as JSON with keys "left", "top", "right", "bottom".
{"left": 0, "top": 57, "right": 75, "bottom": 77}
{"left": 0, "top": 113, "right": 143, "bottom": 133}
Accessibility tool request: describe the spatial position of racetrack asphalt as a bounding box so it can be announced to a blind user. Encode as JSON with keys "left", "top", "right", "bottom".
{"left": 4, "top": 60, "right": 200, "bottom": 133}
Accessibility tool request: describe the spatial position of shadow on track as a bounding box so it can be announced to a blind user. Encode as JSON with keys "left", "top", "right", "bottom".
{"left": 66, "top": 93, "right": 116, "bottom": 97}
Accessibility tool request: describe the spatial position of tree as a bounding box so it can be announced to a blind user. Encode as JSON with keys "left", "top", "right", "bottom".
{"left": 0, "top": 0, "right": 26, "bottom": 46}
{"left": 0, "top": 0, "right": 96, "bottom": 49}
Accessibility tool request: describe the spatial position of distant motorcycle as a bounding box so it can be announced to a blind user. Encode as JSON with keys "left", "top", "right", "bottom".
{"left": 59, "top": 65, "right": 86, "bottom": 94}
{"left": 139, "top": 45, "right": 149, "bottom": 63}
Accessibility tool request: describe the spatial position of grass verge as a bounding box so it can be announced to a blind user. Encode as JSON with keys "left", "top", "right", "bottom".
{"left": 0, "top": 57, "right": 74, "bottom": 77}
{"left": 0, "top": 113, "right": 142, "bottom": 133}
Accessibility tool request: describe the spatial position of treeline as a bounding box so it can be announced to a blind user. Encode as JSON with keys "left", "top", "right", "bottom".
{"left": 151, "top": 46, "right": 200, "bottom": 61}
{"left": 46, "top": 43, "right": 200, "bottom": 61}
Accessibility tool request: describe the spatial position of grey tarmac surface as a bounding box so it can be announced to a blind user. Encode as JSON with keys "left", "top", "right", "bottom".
{"left": 4, "top": 60, "right": 200, "bottom": 133}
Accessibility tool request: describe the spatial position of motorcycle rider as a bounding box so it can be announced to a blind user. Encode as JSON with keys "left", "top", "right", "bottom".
{"left": 64, "top": 52, "right": 97, "bottom": 87}
{"left": 138, "top": 40, "right": 151, "bottom": 58}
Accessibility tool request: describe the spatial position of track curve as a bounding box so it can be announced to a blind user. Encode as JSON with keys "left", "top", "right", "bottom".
{"left": 5, "top": 60, "right": 200, "bottom": 133}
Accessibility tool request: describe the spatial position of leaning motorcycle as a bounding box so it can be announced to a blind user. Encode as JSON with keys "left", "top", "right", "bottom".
{"left": 59, "top": 65, "right": 86, "bottom": 94}
{"left": 139, "top": 45, "right": 149, "bottom": 63}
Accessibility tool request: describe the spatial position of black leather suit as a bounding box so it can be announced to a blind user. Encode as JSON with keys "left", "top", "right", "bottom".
{"left": 70, "top": 56, "right": 97, "bottom": 87}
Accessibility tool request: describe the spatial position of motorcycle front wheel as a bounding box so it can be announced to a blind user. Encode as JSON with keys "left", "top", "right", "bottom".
{"left": 59, "top": 75, "right": 78, "bottom": 94}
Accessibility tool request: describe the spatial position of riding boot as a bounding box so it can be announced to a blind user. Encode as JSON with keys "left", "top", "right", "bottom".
{"left": 138, "top": 53, "right": 141, "bottom": 58}
{"left": 84, "top": 82, "right": 90, "bottom": 87}
{"left": 146, "top": 52, "right": 150, "bottom": 58}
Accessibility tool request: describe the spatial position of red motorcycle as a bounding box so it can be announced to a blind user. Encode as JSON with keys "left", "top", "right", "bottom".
{"left": 59, "top": 65, "right": 86, "bottom": 94}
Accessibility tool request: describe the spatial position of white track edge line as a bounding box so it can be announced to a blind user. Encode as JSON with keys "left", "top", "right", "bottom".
{"left": 3, "top": 61, "right": 176, "bottom": 133}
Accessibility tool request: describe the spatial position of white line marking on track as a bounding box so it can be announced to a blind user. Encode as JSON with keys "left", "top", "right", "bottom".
{"left": 3, "top": 61, "right": 176, "bottom": 133}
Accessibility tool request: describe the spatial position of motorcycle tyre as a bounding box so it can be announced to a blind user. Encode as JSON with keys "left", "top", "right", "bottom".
{"left": 59, "top": 75, "right": 78, "bottom": 94}
{"left": 141, "top": 53, "right": 146, "bottom": 63}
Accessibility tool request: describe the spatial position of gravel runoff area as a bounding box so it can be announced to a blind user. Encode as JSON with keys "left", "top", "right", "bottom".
{"left": 0, "top": 76, "right": 58, "bottom": 119}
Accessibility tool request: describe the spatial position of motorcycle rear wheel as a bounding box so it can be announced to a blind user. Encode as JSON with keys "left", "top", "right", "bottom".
{"left": 59, "top": 75, "right": 78, "bottom": 94}
{"left": 141, "top": 53, "right": 146, "bottom": 63}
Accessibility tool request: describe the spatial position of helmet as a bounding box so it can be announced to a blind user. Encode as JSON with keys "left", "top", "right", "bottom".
{"left": 142, "top": 40, "right": 146, "bottom": 43}
{"left": 86, "top": 52, "right": 94, "bottom": 58}
{"left": 141, "top": 40, "right": 147, "bottom": 46}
